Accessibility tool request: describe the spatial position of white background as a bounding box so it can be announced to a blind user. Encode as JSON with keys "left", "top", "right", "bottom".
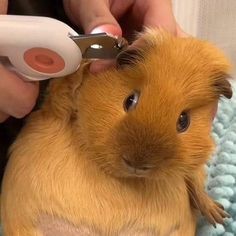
{"left": 173, "top": 0, "right": 236, "bottom": 74}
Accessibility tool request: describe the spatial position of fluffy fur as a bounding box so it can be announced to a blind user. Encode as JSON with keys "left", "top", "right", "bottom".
{"left": 1, "top": 29, "right": 233, "bottom": 235}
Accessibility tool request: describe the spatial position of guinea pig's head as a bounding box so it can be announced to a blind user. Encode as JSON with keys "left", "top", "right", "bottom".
{"left": 73, "top": 29, "right": 232, "bottom": 179}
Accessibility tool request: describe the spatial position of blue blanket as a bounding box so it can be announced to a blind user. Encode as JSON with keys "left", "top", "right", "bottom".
{"left": 197, "top": 80, "right": 236, "bottom": 236}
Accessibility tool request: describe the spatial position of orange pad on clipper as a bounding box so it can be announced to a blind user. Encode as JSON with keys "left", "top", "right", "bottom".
{"left": 24, "top": 47, "right": 65, "bottom": 74}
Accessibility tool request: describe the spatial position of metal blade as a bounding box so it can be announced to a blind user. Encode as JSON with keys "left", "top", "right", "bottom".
{"left": 70, "top": 33, "right": 128, "bottom": 59}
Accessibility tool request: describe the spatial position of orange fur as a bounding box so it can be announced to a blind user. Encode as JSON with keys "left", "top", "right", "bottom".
{"left": 1, "top": 29, "right": 232, "bottom": 235}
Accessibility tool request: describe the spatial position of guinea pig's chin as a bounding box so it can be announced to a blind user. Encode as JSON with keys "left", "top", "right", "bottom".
{"left": 107, "top": 169, "right": 152, "bottom": 179}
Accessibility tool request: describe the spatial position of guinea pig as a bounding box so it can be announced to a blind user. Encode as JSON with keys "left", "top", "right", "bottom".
{"left": 1, "top": 28, "right": 232, "bottom": 236}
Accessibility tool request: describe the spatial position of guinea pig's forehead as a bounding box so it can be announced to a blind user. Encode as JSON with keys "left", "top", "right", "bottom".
{"left": 141, "top": 74, "right": 212, "bottom": 111}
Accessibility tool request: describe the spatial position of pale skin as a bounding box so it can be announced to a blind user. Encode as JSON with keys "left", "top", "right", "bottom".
{"left": 0, "top": 0, "right": 185, "bottom": 123}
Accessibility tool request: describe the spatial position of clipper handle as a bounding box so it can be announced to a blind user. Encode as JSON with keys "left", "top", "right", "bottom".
{"left": 0, "top": 15, "right": 82, "bottom": 81}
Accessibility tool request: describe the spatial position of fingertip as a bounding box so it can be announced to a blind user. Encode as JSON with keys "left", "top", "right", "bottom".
{"left": 89, "top": 60, "right": 116, "bottom": 74}
{"left": 90, "top": 24, "right": 122, "bottom": 36}
{"left": 89, "top": 24, "right": 122, "bottom": 75}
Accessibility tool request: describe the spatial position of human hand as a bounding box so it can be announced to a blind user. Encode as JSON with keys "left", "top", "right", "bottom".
{"left": 0, "top": 65, "right": 39, "bottom": 123}
{"left": 63, "top": 0, "right": 186, "bottom": 73}
{"left": 64, "top": 0, "right": 185, "bottom": 37}
{"left": 0, "top": 0, "right": 39, "bottom": 123}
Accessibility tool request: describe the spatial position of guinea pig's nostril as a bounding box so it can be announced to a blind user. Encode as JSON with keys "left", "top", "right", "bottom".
{"left": 122, "top": 156, "right": 134, "bottom": 168}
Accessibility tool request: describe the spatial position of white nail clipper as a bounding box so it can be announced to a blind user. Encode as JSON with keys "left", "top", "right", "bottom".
{"left": 0, "top": 15, "right": 128, "bottom": 81}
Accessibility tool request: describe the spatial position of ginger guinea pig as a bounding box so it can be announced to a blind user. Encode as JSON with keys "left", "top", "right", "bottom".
{"left": 1, "top": 29, "right": 232, "bottom": 236}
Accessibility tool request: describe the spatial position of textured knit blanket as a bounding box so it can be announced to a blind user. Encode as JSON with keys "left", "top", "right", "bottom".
{"left": 0, "top": 82, "right": 235, "bottom": 236}
{"left": 197, "top": 79, "right": 236, "bottom": 236}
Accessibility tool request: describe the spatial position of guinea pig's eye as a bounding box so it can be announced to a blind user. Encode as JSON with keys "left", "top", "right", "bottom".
{"left": 177, "top": 112, "right": 190, "bottom": 132}
{"left": 123, "top": 91, "right": 140, "bottom": 112}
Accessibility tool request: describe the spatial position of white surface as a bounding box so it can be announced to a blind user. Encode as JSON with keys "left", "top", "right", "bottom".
{"left": 173, "top": 0, "right": 236, "bottom": 74}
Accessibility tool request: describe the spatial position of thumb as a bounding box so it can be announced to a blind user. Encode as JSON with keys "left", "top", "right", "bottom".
{"left": 64, "top": 0, "right": 122, "bottom": 36}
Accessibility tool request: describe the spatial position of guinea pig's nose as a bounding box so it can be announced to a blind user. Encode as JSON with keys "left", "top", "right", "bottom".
{"left": 122, "top": 155, "right": 152, "bottom": 173}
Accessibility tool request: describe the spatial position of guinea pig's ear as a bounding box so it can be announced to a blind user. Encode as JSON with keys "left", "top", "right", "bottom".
{"left": 116, "top": 47, "right": 144, "bottom": 68}
{"left": 213, "top": 73, "right": 232, "bottom": 99}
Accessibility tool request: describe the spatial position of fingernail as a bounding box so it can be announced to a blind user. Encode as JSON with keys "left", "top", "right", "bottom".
{"left": 91, "top": 24, "right": 122, "bottom": 36}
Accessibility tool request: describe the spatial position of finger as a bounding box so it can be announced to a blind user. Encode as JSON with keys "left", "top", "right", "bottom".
{"left": 136, "top": 0, "right": 177, "bottom": 35}
{"left": 63, "top": 0, "right": 122, "bottom": 35}
{"left": 0, "top": 0, "right": 8, "bottom": 14}
{"left": 0, "top": 65, "right": 39, "bottom": 118}
{"left": 89, "top": 59, "right": 116, "bottom": 74}
{"left": 0, "top": 111, "right": 9, "bottom": 123}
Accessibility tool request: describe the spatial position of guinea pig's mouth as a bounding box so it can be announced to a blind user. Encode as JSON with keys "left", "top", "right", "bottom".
{"left": 122, "top": 170, "right": 150, "bottom": 178}
{"left": 121, "top": 156, "right": 154, "bottom": 178}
